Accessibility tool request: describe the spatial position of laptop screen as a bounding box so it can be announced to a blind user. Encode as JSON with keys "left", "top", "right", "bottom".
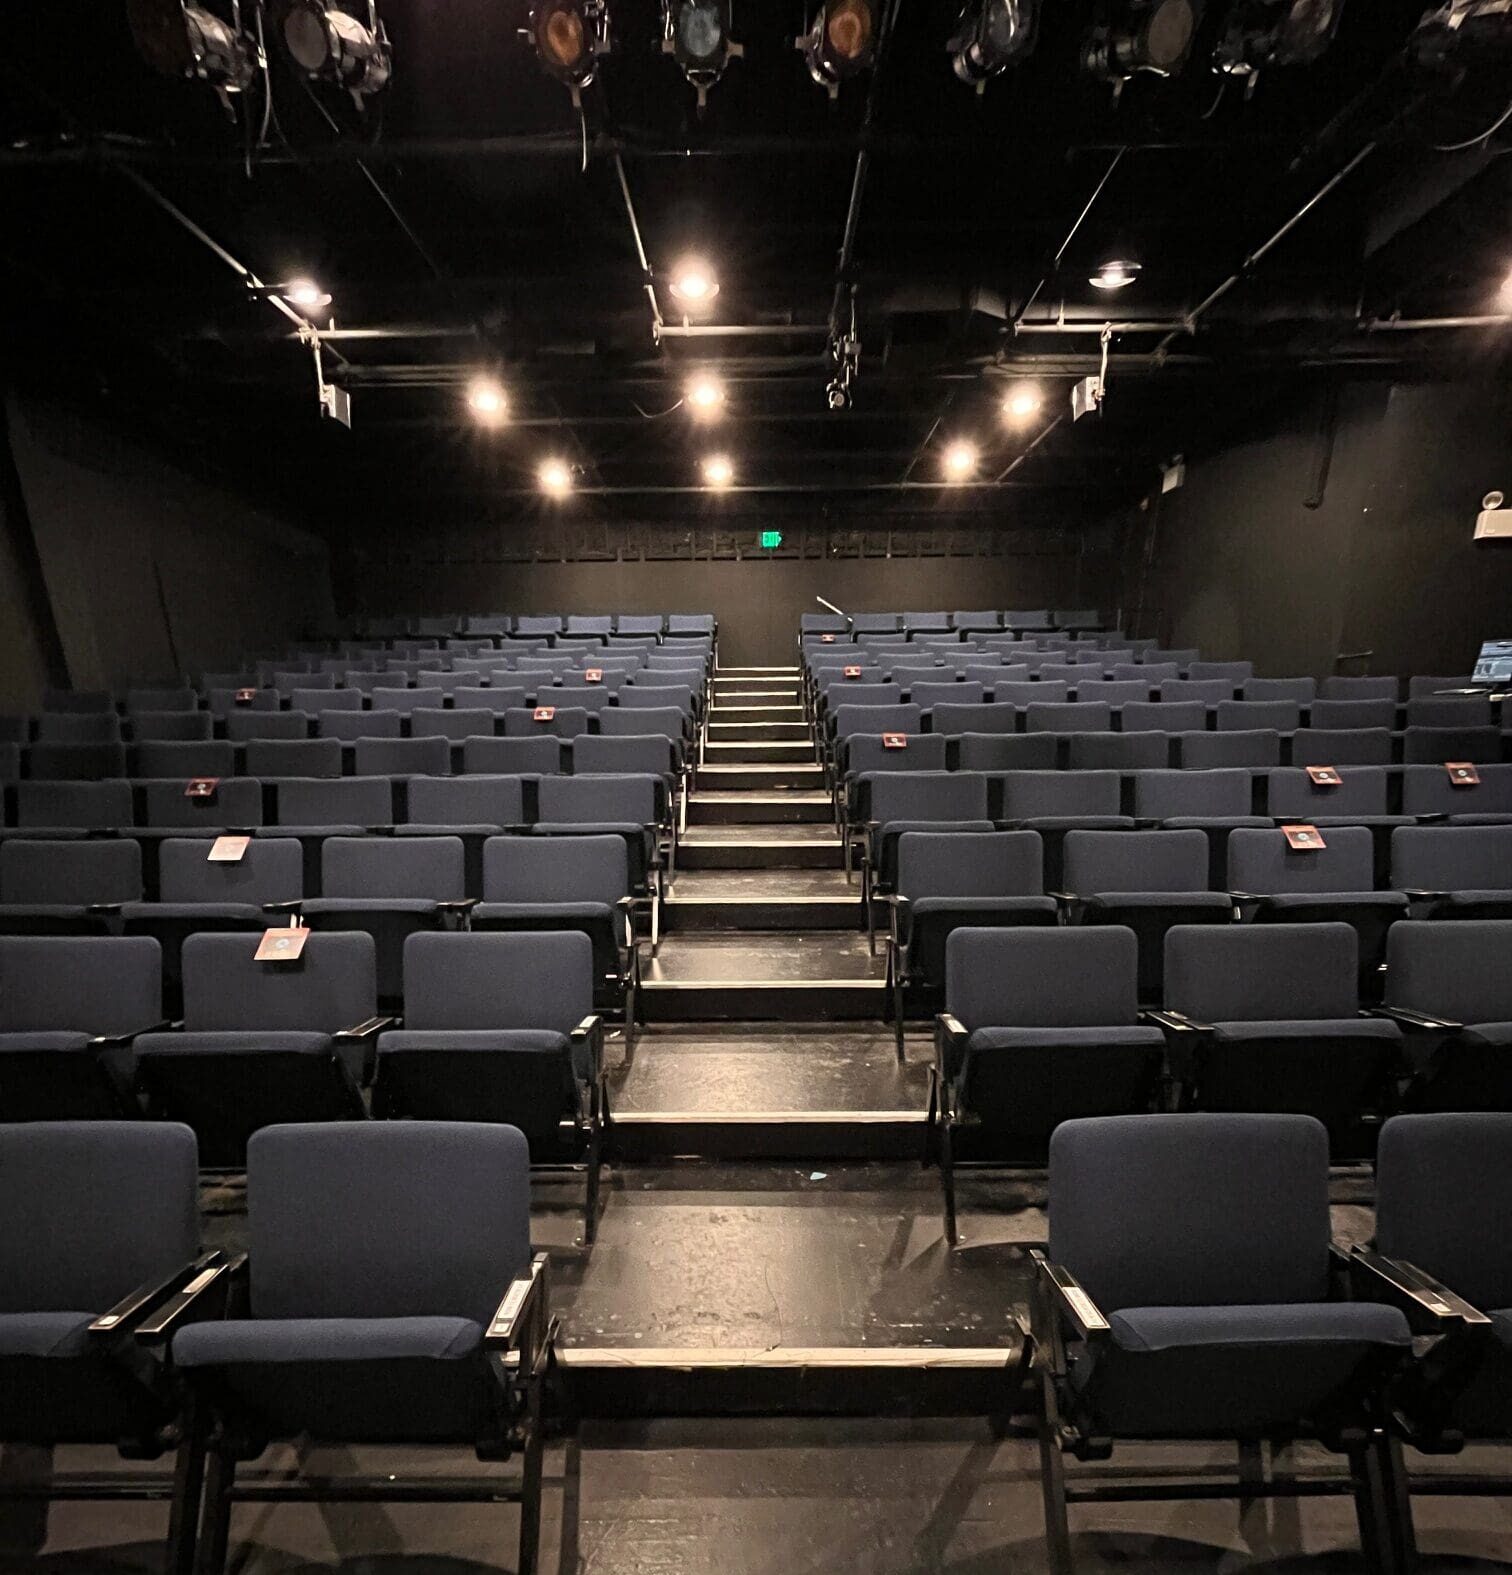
{"left": 1472, "top": 638, "right": 1512, "bottom": 685}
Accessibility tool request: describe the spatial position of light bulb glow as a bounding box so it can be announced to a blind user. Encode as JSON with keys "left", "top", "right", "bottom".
{"left": 685, "top": 372, "right": 726, "bottom": 418}
{"left": 538, "top": 458, "right": 573, "bottom": 497}
{"left": 702, "top": 453, "right": 734, "bottom": 488}
{"left": 1089, "top": 259, "right": 1140, "bottom": 291}
{"left": 467, "top": 378, "right": 507, "bottom": 425}
{"left": 284, "top": 277, "right": 331, "bottom": 311}
{"left": 1499, "top": 265, "right": 1512, "bottom": 306}
{"left": 1002, "top": 381, "right": 1043, "bottom": 424}
{"left": 942, "top": 440, "right": 979, "bottom": 481}
{"left": 669, "top": 256, "right": 719, "bottom": 307}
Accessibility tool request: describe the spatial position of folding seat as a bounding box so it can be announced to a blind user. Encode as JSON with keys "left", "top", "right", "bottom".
{"left": 887, "top": 830, "right": 1056, "bottom": 1057}
{"left": 43, "top": 689, "right": 114, "bottom": 713}
{"left": 572, "top": 731, "right": 684, "bottom": 792}
{"left": 1321, "top": 675, "right": 1399, "bottom": 701}
{"left": 995, "top": 769, "right": 1131, "bottom": 886}
{"left": 638, "top": 660, "right": 706, "bottom": 685}
{"left": 911, "top": 680, "right": 984, "bottom": 714}
{"left": 1227, "top": 825, "right": 1408, "bottom": 995}
{"left": 1244, "top": 676, "right": 1317, "bottom": 707}
{"left": 1217, "top": 699, "right": 1301, "bottom": 733}
{"left": 268, "top": 776, "right": 394, "bottom": 890}
{"left": 122, "top": 837, "right": 302, "bottom": 1014}
{"left": 129, "top": 712, "right": 214, "bottom": 746}
{"left": 40, "top": 712, "right": 122, "bottom": 742}
{"left": 131, "top": 738, "right": 238, "bottom": 782}
{"left": 1072, "top": 679, "right": 1151, "bottom": 707}
{"left": 1155, "top": 923, "right": 1399, "bottom": 1144}
{"left": 408, "top": 707, "right": 493, "bottom": 748}
{"left": 474, "top": 684, "right": 534, "bottom": 713}
{"left": 859, "top": 772, "right": 991, "bottom": 940}
{"left": 993, "top": 679, "right": 1069, "bottom": 710}
{"left": 931, "top": 928, "right": 1163, "bottom": 1240}
{"left": 1408, "top": 695, "right": 1494, "bottom": 728}
{"left": 1160, "top": 678, "right": 1234, "bottom": 709}
{"left": 842, "top": 732, "right": 948, "bottom": 784}
{"left": 829, "top": 702, "right": 921, "bottom": 756}
{"left": 318, "top": 707, "right": 403, "bottom": 743}
{"left": 272, "top": 670, "right": 333, "bottom": 699}
{"left": 1374, "top": 921, "right": 1512, "bottom": 1112}
{"left": 463, "top": 733, "right": 565, "bottom": 775}
{"left": 1390, "top": 824, "right": 1512, "bottom": 919}
{"left": 504, "top": 704, "right": 593, "bottom": 741}
{"left": 954, "top": 661, "right": 1005, "bottom": 687}
{"left": 27, "top": 741, "right": 129, "bottom": 781}
{"left": 535, "top": 769, "right": 663, "bottom": 862}
{"left": 1309, "top": 698, "right": 1397, "bottom": 730}
{"left": 620, "top": 681, "right": 700, "bottom": 719}
{"left": 1003, "top": 610, "right": 1054, "bottom": 633}
{"left": 1188, "top": 660, "right": 1254, "bottom": 683}
{"left": 1060, "top": 828, "right": 1230, "bottom": 1000}
{"left": 954, "top": 732, "right": 1057, "bottom": 771}
{"left": 1027, "top": 701, "right": 1113, "bottom": 734}
{"left": 224, "top": 710, "right": 310, "bottom": 744}
{"left": 1177, "top": 729, "right": 1283, "bottom": 770}
{"left": 515, "top": 654, "right": 574, "bottom": 675}
{"left": 851, "top": 613, "right": 901, "bottom": 634}
{"left": 207, "top": 686, "right": 280, "bottom": 719}
{"left": 200, "top": 671, "right": 258, "bottom": 694}
{"left": 1029, "top": 1112, "right": 1411, "bottom": 1559}
{"left": 1114, "top": 660, "right": 1180, "bottom": 683}
{"left": 800, "top": 613, "right": 848, "bottom": 635}
{"left": 1408, "top": 675, "right": 1476, "bottom": 698}
{"left": 617, "top": 613, "right": 665, "bottom": 637}
{"left": 0, "top": 935, "right": 163, "bottom": 1116}
{"left": 563, "top": 615, "right": 612, "bottom": 642}
{"left": 289, "top": 685, "right": 358, "bottom": 715}
{"left": 951, "top": 609, "right": 1000, "bottom": 631}
{"left": 1038, "top": 662, "right": 1110, "bottom": 686}
{"left": 244, "top": 737, "right": 341, "bottom": 779}
{"left": 666, "top": 613, "right": 715, "bottom": 638}
{"left": 134, "top": 931, "right": 379, "bottom": 1166}
{"left": 338, "top": 670, "right": 395, "bottom": 697}
{"left": 0, "top": 743, "right": 18, "bottom": 781}
{"left": 548, "top": 684, "right": 615, "bottom": 715}
{"left": 1402, "top": 724, "right": 1501, "bottom": 764}
{"left": 0, "top": 839, "right": 142, "bottom": 936}
{"left": 1401, "top": 761, "right": 1512, "bottom": 824}
{"left": 1066, "top": 730, "right": 1169, "bottom": 771}
{"left": 1290, "top": 725, "right": 1394, "bottom": 767}
{"left": 135, "top": 776, "right": 262, "bottom": 835}
{"left": 1267, "top": 763, "right": 1406, "bottom": 830}
{"left": 820, "top": 681, "right": 899, "bottom": 719}
{"left": 12, "top": 778, "right": 134, "bottom": 834}
{"left": 369, "top": 686, "right": 445, "bottom": 718}
{"left": 462, "top": 614, "right": 512, "bottom": 639}
{"left": 301, "top": 835, "right": 469, "bottom": 1000}
{"left": 353, "top": 735, "right": 452, "bottom": 780}
{"left": 930, "top": 703, "right": 1018, "bottom": 739}
{"left": 902, "top": 611, "right": 950, "bottom": 635}
{"left": 415, "top": 616, "right": 459, "bottom": 639}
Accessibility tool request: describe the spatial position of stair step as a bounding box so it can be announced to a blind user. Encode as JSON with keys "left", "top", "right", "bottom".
{"left": 695, "top": 762, "right": 826, "bottom": 791}
{"left": 687, "top": 791, "right": 831, "bottom": 826}
{"left": 677, "top": 828, "right": 845, "bottom": 870}
{"left": 640, "top": 978, "right": 886, "bottom": 1021}
{"left": 706, "top": 720, "right": 811, "bottom": 741}
{"left": 703, "top": 738, "right": 815, "bottom": 762}
{"left": 705, "top": 705, "right": 805, "bottom": 725}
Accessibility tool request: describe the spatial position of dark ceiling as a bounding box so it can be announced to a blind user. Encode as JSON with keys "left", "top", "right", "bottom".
{"left": 0, "top": 0, "right": 1508, "bottom": 530}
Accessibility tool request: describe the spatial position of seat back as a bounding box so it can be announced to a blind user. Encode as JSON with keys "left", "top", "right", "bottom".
{"left": 321, "top": 709, "right": 402, "bottom": 742}
{"left": 537, "top": 772, "right": 657, "bottom": 825}
{"left": 180, "top": 930, "right": 375, "bottom": 1032}
{"left": 402, "top": 930, "right": 592, "bottom": 1035}
{"left": 1391, "top": 825, "right": 1512, "bottom": 892}
{"left": 353, "top": 737, "right": 452, "bottom": 777}
{"left": 1067, "top": 731, "right": 1169, "bottom": 771}
{"left": 1064, "top": 828, "right": 1210, "bottom": 893}
{"left": 36, "top": 713, "right": 122, "bottom": 743}
{"left": 898, "top": 829, "right": 1043, "bottom": 900}
{"left": 1402, "top": 725, "right": 1501, "bottom": 765}
{"left": 1165, "top": 922, "right": 1358, "bottom": 1021}
{"left": 956, "top": 733, "right": 1057, "bottom": 770}
{"left": 483, "top": 832, "right": 627, "bottom": 906}
{"left": 1227, "top": 825, "right": 1375, "bottom": 893}
{"left": 1048, "top": 1113, "right": 1331, "bottom": 1310}
{"left": 1178, "top": 729, "right": 1282, "bottom": 769}
{"left": 1384, "top": 919, "right": 1512, "bottom": 1026}
{"left": 1122, "top": 700, "right": 1206, "bottom": 733}
{"left": 946, "top": 925, "right": 1140, "bottom": 1028}
{"left": 1073, "top": 680, "right": 1152, "bottom": 706}
{"left": 1321, "top": 676, "right": 1398, "bottom": 701}
{"left": 138, "top": 777, "right": 263, "bottom": 830}
{"left": 832, "top": 703, "right": 922, "bottom": 740}
{"left": 1407, "top": 696, "right": 1493, "bottom": 728}
{"left": 0, "top": 838, "right": 142, "bottom": 905}
{"left": 869, "top": 771, "right": 988, "bottom": 824}
{"left": 1309, "top": 699, "right": 1396, "bottom": 730}
{"left": 0, "top": 1121, "right": 198, "bottom": 1314}
{"left": 15, "top": 779, "right": 134, "bottom": 830}
{"left": 999, "top": 770, "right": 1120, "bottom": 818}
{"left": 1289, "top": 728, "right": 1394, "bottom": 767}
{"left": 224, "top": 710, "right": 309, "bottom": 743}
{"left": 572, "top": 734, "right": 679, "bottom": 777}
{"left": 597, "top": 706, "right": 688, "bottom": 742}
{"left": 132, "top": 740, "right": 237, "bottom": 779}
{"left": 993, "top": 680, "right": 1068, "bottom": 707}
{"left": 0, "top": 935, "right": 161, "bottom": 1034}
{"left": 844, "top": 734, "right": 947, "bottom": 777}
{"left": 321, "top": 836, "right": 465, "bottom": 899}
{"left": 132, "top": 711, "right": 215, "bottom": 742}
{"left": 1400, "top": 762, "right": 1512, "bottom": 818}
{"left": 1217, "top": 699, "right": 1301, "bottom": 732}
{"left": 1244, "top": 677, "right": 1317, "bottom": 706}
{"left": 158, "top": 836, "right": 302, "bottom": 905}
{"left": 246, "top": 738, "right": 342, "bottom": 778}
{"left": 26, "top": 742, "right": 128, "bottom": 780}
{"left": 276, "top": 776, "right": 392, "bottom": 827}
{"left": 462, "top": 735, "right": 563, "bottom": 775}
{"left": 1266, "top": 765, "right": 1389, "bottom": 820}
{"left": 1161, "top": 679, "right": 1232, "bottom": 705}
{"left": 930, "top": 703, "right": 1018, "bottom": 737}
{"left": 1026, "top": 702, "right": 1113, "bottom": 734}
{"left": 407, "top": 774, "right": 525, "bottom": 826}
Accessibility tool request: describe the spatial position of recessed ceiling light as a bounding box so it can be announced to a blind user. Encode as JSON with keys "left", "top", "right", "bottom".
{"left": 702, "top": 453, "right": 734, "bottom": 488}
{"left": 467, "top": 378, "right": 507, "bottom": 425}
{"left": 1090, "top": 258, "right": 1140, "bottom": 291}
{"left": 1002, "top": 381, "right": 1043, "bottom": 424}
{"left": 942, "top": 440, "right": 979, "bottom": 481}
{"left": 669, "top": 256, "right": 719, "bottom": 308}
{"left": 684, "top": 371, "right": 726, "bottom": 418}
{"left": 284, "top": 277, "right": 332, "bottom": 311}
{"left": 538, "top": 458, "right": 573, "bottom": 498}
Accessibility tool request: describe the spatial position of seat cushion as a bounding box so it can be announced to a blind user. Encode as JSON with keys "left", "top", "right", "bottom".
{"left": 1463, "top": 1022, "right": 1512, "bottom": 1050}
{"left": 135, "top": 1030, "right": 334, "bottom": 1057}
{"left": 1262, "top": 892, "right": 1409, "bottom": 913}
{"left": 120, "top": 902, "right": 263, "bottom": 924}
{"left": 173, "top": 1315, "right": 483, "bottom": 1368}
{"left": 1109, "top": 1302, "right": 1410, "bottom": 1354}
{"left": 1084, "top": 892, "right": 1232, "bottom": 912}
{"left": 1211, "top": 1018, "right": 1401, "bottom": 1046}
{"left": 968, "top": 1025, "right": 1165, "bottom": 1053}
{"left": 0, "top": 1310, "right": 95, "bottom": 1359}
{"left": 0, "top": 1031, "right": 93, "bottom": 1053}
{"left": 911, "top": 896, "right": 1057, "bottom": 922}
{"left": 301, "top": 899, "right": 438, "bottom": 917}
{"left": 377, "top": 1029, "right": 569, "bottom": 1056}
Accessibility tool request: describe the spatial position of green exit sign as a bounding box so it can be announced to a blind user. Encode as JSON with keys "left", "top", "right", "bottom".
{"left": 759, "top": 530, "right": 783, "bottom": 550}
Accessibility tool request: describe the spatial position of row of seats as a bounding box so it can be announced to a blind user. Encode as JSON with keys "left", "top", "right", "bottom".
{"left": 801, "top": 609, "right": 1108, "bottom": 633}
{"left": 353, "top": 610, "right": 715, "bottom": 638}
{"left": 928, "top": 920, "right": 1512, "bottom": 1238}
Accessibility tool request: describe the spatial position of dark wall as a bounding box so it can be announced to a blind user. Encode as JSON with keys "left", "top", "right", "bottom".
{"left": 1126, "top": 375, "right": 1512, "bottom": 677}
{"left": 4, "top": 395, "right": 335, "bottom": 694}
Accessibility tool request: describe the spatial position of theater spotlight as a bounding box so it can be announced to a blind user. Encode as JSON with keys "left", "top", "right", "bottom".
{"left": 467, "top": 377, "right": 508, "bottom": 427}
{"left": 662, "top": 0, "right": 743, "bottom": 109}
{"left": 126, "top": 0, "right": 256, "bottom": 98}
{"left": 1089, "top": 258, "right": 1141, "bottom": 290}
{"left": 701, "top": 453, "right": 735, "bottom": 488}
{"left": 276, "top": 0, "right": 392, "bottom": 104}
{"left": 948, "top": 0, "right": 1039, "bottom": 91}
{"left": 684, "top": 371, "right": 726, "bottom": 418}
{"left": 1214, "top": 0, "right": 1345, "bottom": 81}
{"left": 283, "top": 277, "right": 332, "bottom": 313}
{"left": 942, "top": 440, "right": 979, "bottom": 482}
{"left": 526, "top": 0, "right": 611, "bottom": 103}
{"left": 799, "top": 1, "right": 877, "bottom": 98}
{"left": 1001, "top": 381, "right": 1043, "bottom": 425}
{"left": 1084, "top": 0, "right": 1204, "bottom": 87}
{"left": 538, "top": 458, "right": 573, "bottom": 497}
{"left": 669, "top": 256, "right": 720, "bottom": 312}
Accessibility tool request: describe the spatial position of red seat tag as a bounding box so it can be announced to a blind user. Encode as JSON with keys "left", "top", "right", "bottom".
{"left": 820, "top": 633, "right": 837, "bottom": 643}
{"left": 533, "top": 706, "right": 556, "bottom": 722}
{"left": 843, "top": 666, "right": 862, "bottom": 679}
{"left": 1445, "top": 761, "right": 1480, "bottom": 787}
{"left": 234, "top": 687, "right": 256, "bottom": 705}
{"left": 1282, "top": 823, "right": 1325, "bottom": 850}
{"left": 584, "top": 669, "right": 603, "bottom": 683}
{"left": 255, "top": 926, "right": 308, "bottom": 962}
{"left": 1305, "top": 765, "right": 1342, "bottom": 787}
{"left": 208, "top": 835, "right": 250, "bottom": 863}
{"left": 883, "top": 733, "right": 908, "bottom": 750}
{"left": 185, "top": 777, "right": 220, "bottom": 800}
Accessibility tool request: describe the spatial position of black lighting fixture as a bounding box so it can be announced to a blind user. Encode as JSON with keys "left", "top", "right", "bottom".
{"left": 1410, "top": 0, "right": 1512, "bottom": 72}
{"left": 1213, "top": 0, "right": 1346, "bottom": 85}
{"left": 1084, "top": 0, "right": 1205, "bottom": 91}
{"left": 126, "top": 0, "right": 256, "bottom": 103}
{"left": 661, "top": 0, "right": 743, "bottom": 110}
{"left": 799, "top": 0, "right": 877, "bottom": 98}
{"left": 525, "top": 0, "right": 611, "bottom": 103}
{"left": 947, "top": 0, "right": 1039, "bottom": 91}
{"left": 275, "top": 0, "right": 391, "bottom": 105}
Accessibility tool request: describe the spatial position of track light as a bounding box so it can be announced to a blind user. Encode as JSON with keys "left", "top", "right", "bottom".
{"left": 1089, "top": 258, "right": 1141, "bottom": 290}
{"left": 799, "top": 1, "right": 877, "bottom": 97}
{"left": 127, "top": 0, "right": 256, "bottom": 99}
{"left": 526, "top": 1, "right": 610, "bottom": 103}
{"left": 662, "top": 0, "right": 743, "bottom": 109}
{"left": 276, "top": 0, "right": 391, "bottom": 104}
{"left": 1002, "top": 381, "right": 1043, "bottom": 425}
{"left": 702, "top": 453, "right": 734, "bottom": 488}
{"left": 283, "top": 277, "right": 332, "bottom": 313}
{"left": 1214, "top": 0, "right": 1345, "bottom": 83}
{"left": 942, "top": 440, "right": 979, "bottom": 482}
{"left": 1411, "top": 0, "right": 1512, "bottom": 70}
{"left": 684, "top": 371, "right": 726, "bottom": 418}
{"left": 1084, "top": 0, "right": 1204, "bottom": 88}
{"left": 669, "top": 257, "right": 720, "bottom": 312}
{"left": 538, "top": 458, "right": 573, "bottom": 497}
{"left": 947, "top": 0, "right": 1039, "bottom": 91}
{"left": 467, "top": 378, "right": 508, "bottom": 427}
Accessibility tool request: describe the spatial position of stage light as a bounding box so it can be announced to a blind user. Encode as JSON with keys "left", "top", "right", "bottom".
{"left": 702, "top": 453, "right": 735, "bottom": 488}
{"left": 276, "top": 0, "right": 392, "bottom": 103}
{"left": 684, "top": 371, "right": 726, "bottom": 418}
{"left": 942, "top": 440, "right": 979, "bottom": 481}
{"left": 127, "top": 0, "right": 256, "bottom": 95}
{"left": 1411, "top": 0, "right": 1512, "bottom": 72}
{"left": 1090, "top": 258, "right": 1141, "bottom": 290}
{"left": 1002, "top": 381, "right": 1043, "bottom": 424}
{"left": 538, "top": 458, "right": 573, "bottom": 497}
{"left": 800, "top": 1, "right": 877, "bottom": 97}
{"left": 526, "top": 0, "right": 610, "bottom": 102}
{"left": 1499, "top": 265, "right": 1512, "bottom": 306}
{"left": 467, "top": 378, "right": 508, "bottom": 426}
{"left": 1213, "top": 0, "right": 1345, "bottom": 81}
{"left": 948, "top": 0, "right": 1039, "bottom": 91}
{"left": 283, "top": 277, "right": 333, "bottom": 313}
{"left": 662, "top": 0, "right": 743, "bottom": 108}
{"left": 1084, "top": 0, "right": 1204, "bottom": 86}
{"left": 669, "top": 256, "right": 720, "bottom": 311}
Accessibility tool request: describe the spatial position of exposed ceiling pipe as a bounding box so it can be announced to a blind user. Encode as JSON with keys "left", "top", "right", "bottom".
{"left": 613, "top": 154, "right": 664, "bottom": 338}
{"left": 1013, "top": 148, "right": 1127, "bottom": 331}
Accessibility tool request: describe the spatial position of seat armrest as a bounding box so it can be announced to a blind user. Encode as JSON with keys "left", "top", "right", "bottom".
{"left": 136, "top": 1252, "right": 248, "bottom": 1349}
{"left": 1225, "top": 889, "right": 1268, "bottom": 905}
{"left": 363, "top": 824, "right": 397, "bottom": 836}
{"left": 335, "top": 1014, "right": 399, "bottom": 1042}
{"left": 86, "top": 902, "right": 125, "bottom": 916}
{"left": 261, "top": 899, "right": 303, "bottom": 917}
{"left": 1344, "top": 1246, "right": 1492, "bottom": 1334}
{"left": 1368, "top": 1005, "right": 1463, "bottom": 1032}
{"left": 89, "top": 1019, "right": 175, "bottom": 1049}
{"left": 1031, "top": 1250, "right": 1112, "bottom": 1347}
{"left": 1142, "top": 1008, "right": 1213, "bottom": 1033}
{"left": 89, "top": 1250, "right": 225, "bottom": 1341}
{"left": 435, "top": 897, "right": 479, "bottom": 913}
{"left": 572, "top": 1013, "right": 605, "bottom": 1082}
{"left": 1401, "top": 888, "right": 1448, "bottom": 901}
{"left": 936, "top": 1012, "right": 969, "bottom": 1046}
{"left": 484, "top": 1252, "right": 551, "bottom": 1354}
